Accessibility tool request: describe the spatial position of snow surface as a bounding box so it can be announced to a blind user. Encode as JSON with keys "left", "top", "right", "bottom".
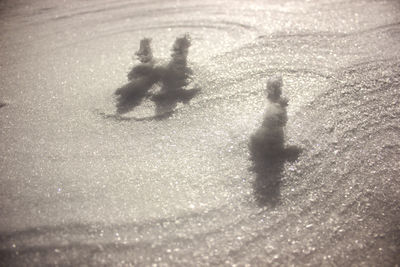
{"left": 0, "top": 0, "right": 399, "bottom": 265}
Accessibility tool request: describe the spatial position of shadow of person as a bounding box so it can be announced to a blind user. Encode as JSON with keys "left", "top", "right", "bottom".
{"left": 150, "top": 34, "right": 200, "bottom": 119}
{"left": 114, "top": 38, "right": 159, "bottom": 115}
{"left": 115, "top": 72, "right": 158, "bottom": 115}
{"left": 250, "top": 145, "right": 301, "bottom": 207}
{"left": 249, "top": 76, "right": 301, "bottom": 207}
{"left": 114, "top": 34, "right": 200, "bottom": 118}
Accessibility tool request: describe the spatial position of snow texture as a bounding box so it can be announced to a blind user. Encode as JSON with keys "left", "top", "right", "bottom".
{"left": 0, "top": 0, "right": 399, "bottom": 266}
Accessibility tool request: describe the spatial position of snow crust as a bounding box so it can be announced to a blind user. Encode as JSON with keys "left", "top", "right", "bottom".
{"left": 0, "top": 0, "right": 399, "bottom": 265}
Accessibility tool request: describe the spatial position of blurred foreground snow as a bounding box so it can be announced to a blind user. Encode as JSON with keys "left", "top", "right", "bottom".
{"left": 0, "top": 0, "right": 399, "bottom": 265}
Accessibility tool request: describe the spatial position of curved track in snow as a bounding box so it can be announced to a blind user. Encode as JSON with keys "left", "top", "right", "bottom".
{"left": 1, "top": 0, "right": 399, "bottom": 265}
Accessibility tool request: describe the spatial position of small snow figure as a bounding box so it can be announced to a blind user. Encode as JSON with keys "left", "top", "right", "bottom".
{"left": 266, "top": 76, "right": 288, "bottom": 106}
{"left": 115, "top": 38, "right": 158, "bottom": 114}
{"left": 135, "top": 38, "right": 153, "bottom": 63}
{"left": 170, "top": 33, "right": 191, "bottom": 67}
{"left": 156, "top": 33, "right": 193, "bottom": 92}
{"left": 151, "top": 34, "right": 199, "bottom": 116}
{"left": 127, "top": 38, "right": 157, "bottom": 81}
{"left": 250, "top": 76, "right": 288, "bottom": 158}
{"left": 250, "top": 76, "right": 301, "bottom": 206}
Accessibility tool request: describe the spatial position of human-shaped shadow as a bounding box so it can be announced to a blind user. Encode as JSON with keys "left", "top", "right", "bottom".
{"left": 114, "top": 34, "right": 199, "bottom": 118}
{"left": 114, "top": 38, "right": 159, "bottom": 114}
{"left": 151, "top": 34, "right": 200, "bottom": 119}
{"left": 249, "top": 77, "right": 301, "bottom": 207}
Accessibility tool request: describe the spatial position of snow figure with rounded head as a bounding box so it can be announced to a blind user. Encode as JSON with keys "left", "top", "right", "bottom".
{"left": 127, "top": 38, "right": 156, "bottom": 81}
{"left": 151, "top": 34, "right": 199, "bottom": 117}
{"left": 115, "top": 38, "right": 158, "bottom": 114}
{"left": 250, "top": 76, "right": 301, "bottom": 206}
{"left": 156, "top": 33, "right": 193, "bottom": 92}
{"left": 250, "top": 76, "right": 288, "bottom": 159}
{"left": 135, "top": 38, "right": 153, "bottom": 63}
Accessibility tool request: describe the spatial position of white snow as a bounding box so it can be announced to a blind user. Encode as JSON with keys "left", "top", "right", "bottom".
{"left": 0, "top": 0, "right": 399, "bottom": 265}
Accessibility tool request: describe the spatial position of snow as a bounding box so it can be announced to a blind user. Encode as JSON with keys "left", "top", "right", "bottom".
{"left": 1, "top": 0, "right": 399, "bottom": 265}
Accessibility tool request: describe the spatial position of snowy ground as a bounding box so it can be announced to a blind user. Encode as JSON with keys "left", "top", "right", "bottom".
{"left": 0, "top": 0, "right": 399, "bottom": 265}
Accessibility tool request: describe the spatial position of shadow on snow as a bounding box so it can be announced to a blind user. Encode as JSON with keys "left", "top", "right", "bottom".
{"left": 114, "top": 34, "right": 200, "bottom": 120}
{"left": 249, "top": 76, "right": 301, "bottom": 207}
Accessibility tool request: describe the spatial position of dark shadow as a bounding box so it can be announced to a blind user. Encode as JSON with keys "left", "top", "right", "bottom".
{"left": 249, "top": 76, "right": 301, "bottom": 207}
{"left": 0, "top": 102, "right": 6, "bottom": 109}
{"left": 114, "top": 38, "right": 159, "bottom": 115}
{"left": 250, "top": 145, "right": 301, "bottom": 207}
{"left": 150, "top": 34, "right": 198, "bottom": 119}
{"left": 113, "top": 34, "right": 200, "bottom": 119}
{"left": 151, "top": 87, "right": 200, "bottom": 119}
{"left": 114, "top": 72, "right": 157, "bottom": 115}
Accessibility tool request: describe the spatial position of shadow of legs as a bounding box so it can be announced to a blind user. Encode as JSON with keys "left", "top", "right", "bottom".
{"left": 252, "top": 156, "right": 284, "bottom": 207}
{"left": 250, "top": 146, "right": 302, "bottom": 207}
{"left": 114, "top": 77, "right": 154, "bottom": 115}
{"left": 151, "top": 88, "right": 200, "bottom": 119}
